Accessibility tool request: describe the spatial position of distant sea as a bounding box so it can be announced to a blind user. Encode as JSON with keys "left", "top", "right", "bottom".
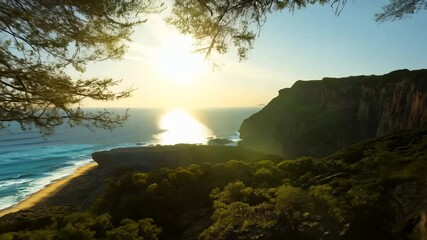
{"left": 0, "top": 108, "right": 260, "bottom": 210}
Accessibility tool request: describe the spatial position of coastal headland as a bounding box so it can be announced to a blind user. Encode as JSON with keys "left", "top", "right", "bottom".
{"left": 240, "top": 69, "right": 427, "bottom": 158}
{"left": 92, "top": 144, "right": 272, "bottom": 169}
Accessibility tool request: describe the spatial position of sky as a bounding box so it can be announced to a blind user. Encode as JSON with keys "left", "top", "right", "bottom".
{"left": 81, "top": 0, "right": 427, "bottom": 109}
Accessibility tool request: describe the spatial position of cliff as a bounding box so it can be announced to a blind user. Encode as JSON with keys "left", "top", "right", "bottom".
{"left": 239, "top": 69, "right": 427, "bottom": 158}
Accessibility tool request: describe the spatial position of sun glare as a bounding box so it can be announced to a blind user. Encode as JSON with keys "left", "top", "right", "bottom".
{"left": 154, "top": 36, "right": 205, "bottom": 84}
{"left": 154, "top": 109, "right": 213, "bottom": 145}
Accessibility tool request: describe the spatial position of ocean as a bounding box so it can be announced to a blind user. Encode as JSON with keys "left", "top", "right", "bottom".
{"left": 0, "top": 108, "right": 260, "bottom": 210}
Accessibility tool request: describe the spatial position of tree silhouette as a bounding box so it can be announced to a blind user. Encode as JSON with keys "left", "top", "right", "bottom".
{"left": 0, "top": 0, "right": 161, "bottom": 135}
{"left": 169, "top": 0, "right": 425, "bottom": 61}
{"left": 375, "top": 0, "right": 427, "bottom": 22}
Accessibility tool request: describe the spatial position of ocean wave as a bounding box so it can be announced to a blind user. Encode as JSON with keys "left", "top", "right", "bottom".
{"left": 0, "top": 195, "right": 21, "bottom": 210}
{"left": 0, "top": 178, "right": 32, "bottom": 189}
{"left": 0, "top": 135, "right": 42, "bottom": 143}
{"left": 26, "top": 159, "right": 93, "bottom": 191}
{"left": 0, "top": 145, "right": 95, "bottom": 163}
{"left": 0, "top": 158, "right": 94, "bottom": 210}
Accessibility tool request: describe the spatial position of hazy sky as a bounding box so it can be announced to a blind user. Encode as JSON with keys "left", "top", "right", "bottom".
{"left": 81, "top": 1, "right": 427, "bottom": 109}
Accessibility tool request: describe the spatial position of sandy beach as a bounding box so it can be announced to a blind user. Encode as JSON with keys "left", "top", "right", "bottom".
{"left": 0, "top": 162, "right": 98, "bottom": 218}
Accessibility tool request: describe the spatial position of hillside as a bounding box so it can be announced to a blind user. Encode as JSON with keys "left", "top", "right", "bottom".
{"left": 1, "top": 128, "right": 426, "bottom": 239}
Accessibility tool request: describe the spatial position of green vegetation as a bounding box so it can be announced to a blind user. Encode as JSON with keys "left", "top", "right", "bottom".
{"left": 0, "top": 212, "right": 161, "bottom": 240}
{"left": 1, "top": 129, "right": 427, "bottom": 239}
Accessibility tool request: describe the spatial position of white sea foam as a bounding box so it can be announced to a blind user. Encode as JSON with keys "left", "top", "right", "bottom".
{"left": 223, "top": 131, "right": 241, "bottom": 146}
{"left": 25, "top": 159, "right": 94, "bottom": 192}
{"left": 0, "top": 195, "right": 21, "bottom": 210}
{"left": 0, "top": 178, "right": 32, "bottom": 189}
{"left": 0, "top": 158, "right": 94, "bottom": 210}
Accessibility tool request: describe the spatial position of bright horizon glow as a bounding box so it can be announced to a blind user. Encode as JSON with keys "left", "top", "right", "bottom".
{"left": 154, "top": 36, "right": 206, "bottom": 85}
{"left": 154, "top": 109, "right": 213, "bottom": 145}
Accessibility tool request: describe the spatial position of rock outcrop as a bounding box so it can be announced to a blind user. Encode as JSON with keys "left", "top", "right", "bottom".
{"left": 239, "top": 69, "right": 427, "bottom": 158}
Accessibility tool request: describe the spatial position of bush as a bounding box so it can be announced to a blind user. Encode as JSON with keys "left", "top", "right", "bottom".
{"left": 106, "top": 218, "right": 161, "bottom": 240}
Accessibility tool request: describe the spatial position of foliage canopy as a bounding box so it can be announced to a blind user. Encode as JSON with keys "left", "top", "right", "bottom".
{"left": 169, "top": 0, "right": 427, "bottom": 60}
{"left": 0, "top": 0, "right": 161, "bottom": 135}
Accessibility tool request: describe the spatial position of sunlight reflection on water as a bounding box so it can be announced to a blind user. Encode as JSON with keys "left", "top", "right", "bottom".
{"left": 154, "top": 109, "right": 213, "bottom": 145}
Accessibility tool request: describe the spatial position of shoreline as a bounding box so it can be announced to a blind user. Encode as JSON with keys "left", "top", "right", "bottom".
{"left": 0, "top": 162, "right": 98, "bottom": 218}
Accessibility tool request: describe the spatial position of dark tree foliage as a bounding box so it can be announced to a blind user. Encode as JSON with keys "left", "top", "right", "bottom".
{"left": 168, "top": 0, "right": 425, "bottom": 60}
{"left": 375, "top": 0, "right": 427, "bottom": 22}
{"left": 0, "top": 0, "right": 161, "bottom": 135}
{"left": 168, "top": 0, "right": 326, "bottom": 61}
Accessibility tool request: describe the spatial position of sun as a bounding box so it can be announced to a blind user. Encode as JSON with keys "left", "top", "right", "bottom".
{"left": 154, "top": 36, "right": 205, "bottom": 84}
{"left": 154, "top": 109, "right": 213, "bottom": 145}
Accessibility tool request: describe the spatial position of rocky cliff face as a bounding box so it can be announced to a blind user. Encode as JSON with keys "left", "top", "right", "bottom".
{"left": 239, "top": 69, "right": 427, "bottom": 158}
